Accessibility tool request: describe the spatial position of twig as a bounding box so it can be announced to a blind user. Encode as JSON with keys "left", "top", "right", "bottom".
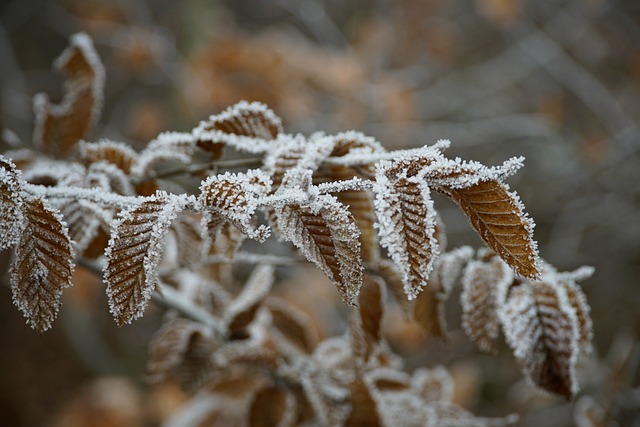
{"left": 137, "top": 157, "right": 263, "bottom": 183}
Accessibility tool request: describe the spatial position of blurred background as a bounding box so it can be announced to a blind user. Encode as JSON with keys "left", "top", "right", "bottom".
{"left": 0, "top": 0, "right": 639, "bottom": 426}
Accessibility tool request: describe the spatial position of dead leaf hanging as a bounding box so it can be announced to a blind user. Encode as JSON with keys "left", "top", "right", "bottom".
{"left": 104, "top": 192, "right": 192, "bottom": 326}
{"left": 33, "top": 32, "right": 104, "bottom": 156}
{"left": 10, "top": 197, "right": 75, "bottom": 332}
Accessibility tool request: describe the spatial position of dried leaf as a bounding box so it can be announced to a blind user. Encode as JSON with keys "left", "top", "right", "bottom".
{"left": 199, "top": 170, "right": 271, "bottom": 242}
{"left": 372, "top": 161, "right": 440, "bottom": 299}
{"left": 80, "top": 140, "right": 138, "bottom": 174}
{"left": 345, "top": 379, "right": 382, "bottom": 427}
{"left": 266, "top": 297, "right": 317, "bottom": 354}
{"left": 352, "top": 276, "right": 385, "bottom": 363}
{"left": 10, "top": 197, "right": 75, "bottom": 332}
{"left": 170, "top": 213, "right": 204, "bottom": 269}
{"left": 373, "top": 258, "right": 412, "bottom": 313}
{"left": 276, "top": 191, "right": 363, "bottom": 305}
{"left": 559, "top": 267, "right": 595, "bottom": 356}
{"left": 436, "top": 179, "right": 539, "bottom": 279}
{"left": 225, "top": 264, "right": 275, "bottom": 337}
{"left": 499, "top": 277, "right": 579, "bottom": 398}
{"left": 194, "top": 101, "right": 283, "bottom": 155}
{"left": 461, "top": 256, "right": 514, "bottom": 354}
{"left": 33, "top": 32, "right": 104, "bottom": 156}
{"left": 60, "top": 199, "right": 112, "bottom": 256}
{"left": 133, "top": 132, "right": 195, "bottom": 178}
{"left": 105, "top": 193, "right": 191, "bottom": 326}
{"left": 413, "top": 287, "right": 447, "bottom": 339}
{"left": 0, "top": 155, "right": 25, "bottom": 250}
{"left": 147, "top": 318, "right": 217, "bottom": 392}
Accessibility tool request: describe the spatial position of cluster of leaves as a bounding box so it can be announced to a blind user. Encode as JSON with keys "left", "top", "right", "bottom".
{"left": 0, "top": 33, "right": 595, "bottom": 425}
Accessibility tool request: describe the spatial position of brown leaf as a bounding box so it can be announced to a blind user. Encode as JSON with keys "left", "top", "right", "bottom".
{"left": 413, "top": 287, "right": 447, "bottom": 339}
{"left": 249, "top": 386, "right": 294, "bottom": 427}
{"left": 199, "top": 170, "right": 271, "bottom": 242}
{"left": 352, "top": 276, "right": 385, "bottom": 362}
{"left": 345, "top": 379, "right": 382, "bottom": 427}
{"left": 461, "top": 255, "right": 514, "bottom": 354}
{"left": 60, "top": 199, "right": 112, "bottom": 256}
{"left": 194, "top": 101, "right": 283, "bottom": 155}
{"left": 10, "top": 197, "right": 75, "bottom": 332}
{"left": 266, "top": 297, "right": 317, "bottom": 354}
{"left": 373, "top": 258, "right": 412, "bottom": 313}
{"left": 105, "top": 193, "right": 189, "bottom": 326}
{"left": 499, "top": 278, "right": 579, "bottom": 398}
{"left": 170, "top": 213, "right": 204, "bottom": 269}
{"left": 558, "top": 267, "right": 594, "bottom": 356}
{"left": 437, "top": 179, "right": 539, "bottom": 279}
{"left": 147, "top": 318, "right": 217, "bottom": 392}
{"left": 33, "top": 32, "right": 104, "bottom": 156}
{"left": 225, "top": 265, "right": 275, "bottom": 338}
{"left": 276, "top": 192, "right": 363, "bottom": 305}
{"left": 0, "top": 155, "right": 25, "bottom": 250}
{"left": 372, "top": 165, "right": 440, "bottom": 300}
{"left": 80, "top": 140, "right": 138, "bottom": 174}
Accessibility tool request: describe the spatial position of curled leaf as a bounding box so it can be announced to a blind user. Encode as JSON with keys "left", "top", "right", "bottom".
{"left": 33, "top": 32, "right": 104, "bottom": 155}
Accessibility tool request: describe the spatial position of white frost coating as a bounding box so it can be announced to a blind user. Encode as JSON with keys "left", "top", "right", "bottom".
{"left": 104, "top": 192, "right": 194, "bottom": 324}
{"left": 10, "top": 196, "right": 75, "bottom": 332}
{"left": 422, "top": 156, "right": 525, "bottom": 189}
{"left": 324, "top": 142, "right": 443, "bottom": 167}
{"left": 192, "top": 100, "right": 283, "bottom": 154}
{"left": 199, "top": 168, "right": 272, "bottom": 241}
{"left": 87, "top": 161, "right": 135, "bottom": 195}
{"left": 0, "top": 155, "right": 25, "bottom": 250}
{"left": 133, "top": 132, "right": 195, "bottom": 178}
{"left": 59, "top": 32, "right": 105, "bottom": 128}
{"left": 498, "top": 267, "right": 581, "bottom": 397}
{"left": 412, "top": 366, "right": 454, "bottom": 403}
{"left": 79, "top": 139, "right": 138, "bottom": 169}
{"left": 21, "top": 159, "right": 85, "bottom": 187}
{"left": 24, "top": 183, "right": 145, "bottom": 211}
{"left": 372, "top": 161, "right": 440, "bottom": 299}
{"left": 33, "top": 32, "right": 105, "bottom": 150}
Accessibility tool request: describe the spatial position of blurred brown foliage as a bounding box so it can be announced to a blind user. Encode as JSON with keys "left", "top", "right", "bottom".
{"left": 1, "top": 0, "right": 639, "bottom": 426}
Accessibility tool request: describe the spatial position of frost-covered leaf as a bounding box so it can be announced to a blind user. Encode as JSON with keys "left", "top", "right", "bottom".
{"left": 275, "top": 187, "right": 363, "bottom": 305}
{"left": 170, "top": 213, "right": 204, "bottom": 269}
{"left": 314, "top": 132, "right": 385, "bottom": 262}
{"left": 199, "top": 169, "right": 271, "bottom": 242}
{"left": 133, "top": 132, "right": 195, "bottom": 178}
{"left": 558, "top": 267, "right": 595, "bottom": 356}
{"left": 33, "top": 32, "right": 104, "bottom": 156}
{"left": 60, "top": 198, "right": 113, "bottom": 256}
{"left": 266, "top": 297, "right": 317, "bottom": 354}
{"left": 435, "top": 177, "right": 539, "bottom": 279}
{"left": 147, "top": 318, "right": 217, "bottom": 392}
{"left": 373, "top": 258, "right": 412, "bottom": 313}
{"left": 80, "top": 140, "right": 138, "bottom": 174}
{"left": 105, "top": 193, "right": 192, "bottom": 326}
{"left": 249, "top": 386, "right": 295, "bottom": 427}
{"left": 352, "top": 276, "right": 385, "bottom": 363}
{"left": 194, "top": 100, "right": 283, "bottom": 154}
{"left": 372, "top": 161, "right": 440, "bottom": 299}
{"left": 10, "top": 197, "right": 74, "bottom": 332}
{"left": 0, "top": 155, "right": 25, "bottom": 250}
{"left": 499, "top": 276, "right": 579, "bottom": 398}
{"left": 461, "top": 255, "right": 514, "bottom": 354}
{"left": 225, "top": 264, "right": 275, "bottom": 337}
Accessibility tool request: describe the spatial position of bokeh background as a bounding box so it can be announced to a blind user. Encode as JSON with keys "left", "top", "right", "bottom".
{"left": 1, "top": 0, "right": 639, "bottom": 426}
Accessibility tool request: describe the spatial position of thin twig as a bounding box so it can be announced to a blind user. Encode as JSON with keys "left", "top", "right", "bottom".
{"left": 138, "top": 157, "right": 263, "bottom": 183}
